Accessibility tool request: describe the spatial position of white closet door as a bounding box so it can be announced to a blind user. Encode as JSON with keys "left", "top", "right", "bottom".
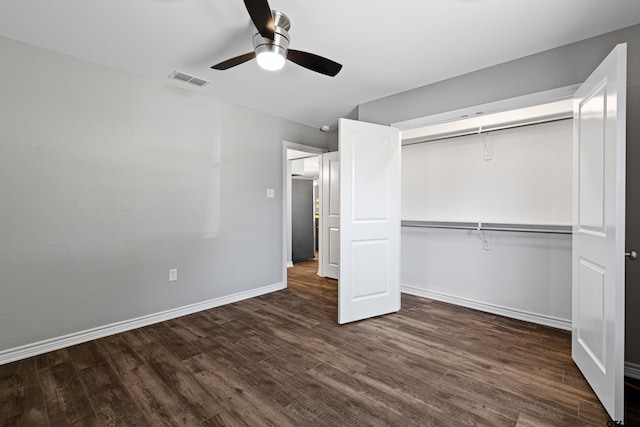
{"left": 320, "top": 151, "right": 340, "bottom": 280}
{"left": 572, "top": 43, "right": 627, "bottom": 423}
{"left": 338, "top": 118, "right": 401, "bottom": 324}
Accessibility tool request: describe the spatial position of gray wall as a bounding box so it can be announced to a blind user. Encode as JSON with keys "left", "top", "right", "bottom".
{"left": 359, "top": 24, "right": 640, "bottom": 364}
{"left": 0, "top": 36, "right": 331, "bottom": 353}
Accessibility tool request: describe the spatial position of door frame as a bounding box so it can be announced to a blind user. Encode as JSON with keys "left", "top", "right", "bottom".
{"left": 282, "top": 141, "right": 327, "bottom": 288}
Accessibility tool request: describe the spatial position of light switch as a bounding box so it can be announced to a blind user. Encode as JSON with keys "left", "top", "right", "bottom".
{"left": 266, "top": 188, "right": 275, "bottom": 198}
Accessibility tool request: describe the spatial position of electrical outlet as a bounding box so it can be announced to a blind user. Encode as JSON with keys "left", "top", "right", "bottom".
{"left": 169, "top": 269, "right": 177, "bottom": 282}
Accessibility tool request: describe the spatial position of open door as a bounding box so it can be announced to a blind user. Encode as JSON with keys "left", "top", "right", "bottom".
{"left": 338, "top": 118, "right": 401, "bottom": 324}
{"left": 572, "top": 43, "right": 626, "bottom": 423}
{"left": 320, "top": 151, "right": 340, "bottom": 279}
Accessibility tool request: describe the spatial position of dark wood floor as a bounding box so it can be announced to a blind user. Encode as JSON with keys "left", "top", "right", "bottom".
{"left": 1, "top": 259, "right": 638, "bottom": 426}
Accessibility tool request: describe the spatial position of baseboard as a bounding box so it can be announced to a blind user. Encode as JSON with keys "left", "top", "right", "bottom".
{"left": 401, "top": 284, "right": 572, "bottom": 331}
{"left": 0, "top": 281, "right": 285, "bottom": 366}
{"left": 626, "top": 362, "right": 640, "bottom": 380}
{"left": 286, "top": 261, "right": 294, "bottom": 268}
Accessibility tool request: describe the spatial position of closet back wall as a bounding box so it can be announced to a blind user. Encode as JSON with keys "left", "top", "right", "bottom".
{"left": 401, "top": 228, "right": 571, "bottom": 327}
{"left": 402, "top": 120, "right": 572, "bottom": 224}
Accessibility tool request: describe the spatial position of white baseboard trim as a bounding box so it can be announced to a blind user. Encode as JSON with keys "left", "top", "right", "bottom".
{"left": 286, "top": 261, "right": 294, "bottom": 268}
{"left": 0, "top": 281, "right": 285, "bottom": 366}
{"left": 626, "top": 362, "right": 640, "bottom": 380}
{"left": 401, "top": 284, "right": 572, "bottom": 331}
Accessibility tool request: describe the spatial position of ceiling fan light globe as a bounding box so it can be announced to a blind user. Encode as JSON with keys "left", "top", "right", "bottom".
{"left": 257, "top": 51, "right": 285, "bottom": 71}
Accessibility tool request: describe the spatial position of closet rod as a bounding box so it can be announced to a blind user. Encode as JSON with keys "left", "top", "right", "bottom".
{"left": 401, "top": 220, "right": 572, "bottom": 235}
{"left": 402, "top": 115, "right": 572, "bottom": 146}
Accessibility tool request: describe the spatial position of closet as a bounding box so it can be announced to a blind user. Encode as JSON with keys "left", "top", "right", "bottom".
{"left": 398, "top": 99, "right": 574, "bottom": 329}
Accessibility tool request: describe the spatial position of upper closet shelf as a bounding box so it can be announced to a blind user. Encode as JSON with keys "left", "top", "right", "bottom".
{"left": 399, "top": 99, "right": 573, "bottom": 146}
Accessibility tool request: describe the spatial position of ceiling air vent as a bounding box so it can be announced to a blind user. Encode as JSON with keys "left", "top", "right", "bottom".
{"left": 168, "top": 71, "right": 210, "bottom": 88}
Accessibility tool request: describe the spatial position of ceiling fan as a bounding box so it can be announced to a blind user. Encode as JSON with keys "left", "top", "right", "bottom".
{"left": 211, "top": 0, "right": 342, "bottom": 77}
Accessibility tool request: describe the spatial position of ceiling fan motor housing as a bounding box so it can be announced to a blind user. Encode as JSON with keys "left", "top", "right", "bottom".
{"left": 253, "top": 10, "right": 290, "bottom": 57}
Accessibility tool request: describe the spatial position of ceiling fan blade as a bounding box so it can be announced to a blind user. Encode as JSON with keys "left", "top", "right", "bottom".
{"left": 211, "top": 52, "right": 256, "bottom": 70}
{"left": 286, "top": 49, "right": 342, "bottom": 77}
{"left": 243, "top": 0, "right": 275, "bottom": 40}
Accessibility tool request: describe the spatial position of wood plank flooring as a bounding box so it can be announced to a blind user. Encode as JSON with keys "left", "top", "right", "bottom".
{"left": 1, "top": 259, "right": 637, "bottom": 426}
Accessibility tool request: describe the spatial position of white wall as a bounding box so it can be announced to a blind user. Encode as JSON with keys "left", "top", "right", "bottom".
{"left": 402, "top": 120, "right": 573, "bottom": 224}
{"left": 402, "top": 227, "right": 572, "bottom": 328}
{"left": 0, "top": 36, "right": 331, "bottom": 357}
{"left": 359, "top": 24, "right": 640, "bottom": 365}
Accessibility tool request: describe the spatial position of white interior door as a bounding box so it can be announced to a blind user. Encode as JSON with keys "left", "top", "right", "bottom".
{"left": 338, "top": 118, "right": 401, "bottom": 324}
{"left": 572, "top": 43, "right": 626, "bottom": 423}
{"left": 320, "top": 151, "right": 340, "bottom": 279}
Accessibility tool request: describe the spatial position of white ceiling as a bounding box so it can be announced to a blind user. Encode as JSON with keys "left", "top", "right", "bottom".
{"left": 1, "top": 0, "right": 639, "bottom": 130}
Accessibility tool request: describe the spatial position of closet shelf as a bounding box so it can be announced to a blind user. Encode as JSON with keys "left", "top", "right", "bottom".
{"left": 401, "top": 220, "right": 572, "bottom": 235}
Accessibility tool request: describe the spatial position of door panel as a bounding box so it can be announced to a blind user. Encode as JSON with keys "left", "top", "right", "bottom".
{"left": 577, "top": 258, "right": 606, "bottom": 369}
{"left": 351, "top": 239, "right": 390, "bottom": 298}
{"left": 578, "top": 81, "right": 607, "bottom": 232}
{"left": 338, "top": 118, "right": 401, "bottom": 324}
{"left": 328, "top": 228, "right": 340, "bottom": 270}
{"left": 572, "top": 43, "right": 626, "bottom": 423}
{"left": 320, "top": 152, "right": 340, "bottom": 279}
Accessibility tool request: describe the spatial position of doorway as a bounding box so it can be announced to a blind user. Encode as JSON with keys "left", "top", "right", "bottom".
{"left": 291, "top": 162, "right": 319, "bottom": 263}
{"left": 282, "top": 142, "right": 326, "bottom": 286}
